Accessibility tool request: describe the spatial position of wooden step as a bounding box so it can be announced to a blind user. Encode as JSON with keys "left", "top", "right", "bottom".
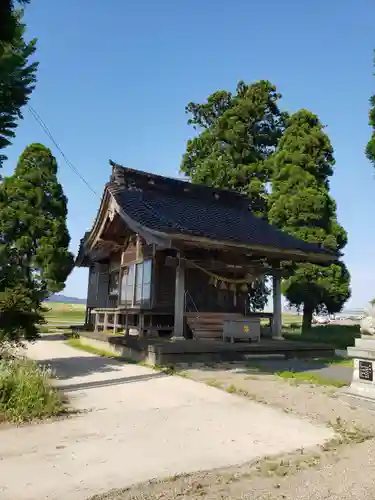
{"left": 186, "top": 312, "right": 246, "bottom": 340}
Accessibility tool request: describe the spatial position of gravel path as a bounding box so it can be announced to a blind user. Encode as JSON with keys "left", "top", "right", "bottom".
{"left": 93, "top": 362, "right": 375, "bottom": 500}
{"left": 91, "top": 439, "right": 375, "bottom": 500}
{"left": 0, "top": 340, "right": 333, "bottom": 500}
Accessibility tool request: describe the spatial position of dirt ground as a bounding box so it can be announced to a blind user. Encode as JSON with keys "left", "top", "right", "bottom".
{"left": 3, "top": 341, "right": 335, "bottom": 500}
{"left": 90, "top": 361, "right": 375, "bottom": 500}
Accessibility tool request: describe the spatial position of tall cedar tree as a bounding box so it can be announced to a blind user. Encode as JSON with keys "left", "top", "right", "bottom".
{"left": 366, "top": 51, "right": 375, "bottom": 167}
{"left": 181, "top": 80, "right": 287, "bottom": 217}
{"left": 0, "top": 0, "right": 29, "bottom": 44}
{"left": 0, "top": 9, "right": 37, "bottom": 168}
{"left": 268, "top": 110, "right": 351, "bottom": 331}
{"left": 180, "top": 80, "right": 287, "bottom": 311}
{"left": 0, "top": 144, "right": 74, "bottom": 342}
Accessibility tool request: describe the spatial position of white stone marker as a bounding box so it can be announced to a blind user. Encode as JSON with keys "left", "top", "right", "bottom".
{"left": 341, "top": 310, "right": 375, "bottom": 406}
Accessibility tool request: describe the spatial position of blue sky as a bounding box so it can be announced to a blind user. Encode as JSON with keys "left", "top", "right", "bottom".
{"left": 3, "top": 0, "right": 375, "bottom": 307}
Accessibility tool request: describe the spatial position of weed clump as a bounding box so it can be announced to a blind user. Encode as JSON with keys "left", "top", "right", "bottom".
{"left": 0, "top": 358, "right": 63, "bottom": 423}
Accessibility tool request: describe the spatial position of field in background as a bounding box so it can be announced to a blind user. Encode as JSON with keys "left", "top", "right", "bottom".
{"left": 43, "top": 302, "right": 85, "bottom": 325}
{"left": 280, "top": 312, "right": 302, "bottom": 325}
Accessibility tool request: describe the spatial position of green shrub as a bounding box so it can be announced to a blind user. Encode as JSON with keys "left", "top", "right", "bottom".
{"left": 0, "top": 285, "right": 45, "bottom": 345}
{"left": 0, "top": 358, "right": 63, "bottom": 423}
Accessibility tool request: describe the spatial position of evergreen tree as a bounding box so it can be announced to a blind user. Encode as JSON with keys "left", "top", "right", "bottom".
{"left": 181, "top": 80, "right": 287, "bottom": 217}
{"left": 0, "top": 10, "right": 37, "bottom": 168}
{"left": 268, "top": 110, "right": 351, "bottom": 331}
{"left": 0, "top": 144, "right": 74, "bottom": 342}
{"left": 0, "top": 0, "right": 29, "bottom": 44}
{"left": 180, "top": 80, "right": 287, "bottom": 310}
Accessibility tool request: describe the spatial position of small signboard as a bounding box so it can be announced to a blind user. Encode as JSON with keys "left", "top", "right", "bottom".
{"left": 359, "top": 360, "right": 373, "bottom": 382}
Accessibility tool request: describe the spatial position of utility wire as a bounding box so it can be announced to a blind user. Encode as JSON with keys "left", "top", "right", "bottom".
{"left": 27, "top": 105, "right": 99, "bottom": 197}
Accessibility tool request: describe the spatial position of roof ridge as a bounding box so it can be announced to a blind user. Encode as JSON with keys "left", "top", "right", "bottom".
{"left": 109, "top": 159, "right": 251, "bottom": 206}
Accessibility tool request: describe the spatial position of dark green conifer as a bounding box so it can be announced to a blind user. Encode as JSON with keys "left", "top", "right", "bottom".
{"left": 0, "top": 144, "right": 74, "bottom": 342}
{"left": 269, "top": 110, "right": 350, "bottom": 330}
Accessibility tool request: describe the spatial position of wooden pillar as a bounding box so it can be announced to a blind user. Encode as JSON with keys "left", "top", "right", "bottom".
{"left": 124, "top": 313, "right": 129, "bottom": 337}
{"left": 85, "top": 265, "right": 93, "bottom": 327}
{"left": 139, "top": 313, "right": 145, "bottom": 337}
{"left": 113, "top": 312, "right": 118, "bottom": 334}
{"left": 173, "top": 252, "right": 185, "bottom": 339}
{"left": 84, "top": 306, "right": 89, "bottom": 326}
{"left": 272, "top": 272, "right": 283, "bottom": 339}
{"left": 103, "top": 312, "right": 108, "bottom": 333}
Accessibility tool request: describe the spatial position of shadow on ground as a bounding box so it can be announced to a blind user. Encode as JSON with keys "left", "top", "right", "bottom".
{"left": 38, "top": 354, "right": 136, "bottom": 379}
{"left": 60, "top": 371, "right": 168, "bottom": 392}
{"left": 39, "top": 333, "right": 67, "bottom": 341}
{"left": 37, "top": 354, "right": 170, "bottom": 391}
{"left": 188, "top": 358, "right": 353, "bottom": 385}
{"left": 249, "top": 359, "right": 353, "bottom": 384}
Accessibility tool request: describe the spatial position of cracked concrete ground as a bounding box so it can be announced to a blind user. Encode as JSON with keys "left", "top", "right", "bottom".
{"left": 0, "top": 338, "right": 333, "bottom": 500}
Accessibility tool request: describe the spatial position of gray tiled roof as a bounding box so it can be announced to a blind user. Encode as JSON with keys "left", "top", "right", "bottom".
{"left": 106, "top": 164, "right": 334, "bottom": 257}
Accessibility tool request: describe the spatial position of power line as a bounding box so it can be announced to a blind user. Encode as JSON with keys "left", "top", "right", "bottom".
{"left": 27, "top": 105, "right": 99, "bottom": 197}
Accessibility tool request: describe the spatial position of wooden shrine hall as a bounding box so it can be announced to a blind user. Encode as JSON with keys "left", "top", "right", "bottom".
{"left": 75, "top": 161, "right": 336, "bottom": 347}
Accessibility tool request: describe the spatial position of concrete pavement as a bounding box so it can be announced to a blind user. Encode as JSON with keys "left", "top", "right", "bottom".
{"left": 0, "top": 338, "right": 334, "bottom": 500}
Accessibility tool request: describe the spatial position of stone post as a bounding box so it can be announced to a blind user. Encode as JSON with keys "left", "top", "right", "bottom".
{"left": 341, "top": 325, "right": 375, "bottom": 406}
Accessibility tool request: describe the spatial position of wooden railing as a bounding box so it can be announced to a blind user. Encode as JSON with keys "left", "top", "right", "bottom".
{"left": 91, "top": 308, "right": 174, "bottom": 338}
{"left": 92, "top": 308, "right": 125, "bottom": 335}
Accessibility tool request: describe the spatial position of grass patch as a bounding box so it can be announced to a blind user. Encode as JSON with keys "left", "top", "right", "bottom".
{"left": 102, "top": 330, "right": 125, "bottom": 337}
{"left": 225, "top": 383, "right": 266, "bottom": 403}
{"left": 329, "top": 417, "right": 374, "bottom": 445}
{"left": 151, "top": 363, "right": 177, "bottom": 375}
{"left": 205, "top": 378, "right": 223, "bottom": 388}
{"left": 276, "top": 370, "right": 347, "bottom": 388}
{"left": 38, "top": 325, "right": 52, "bottom": 334}
{"left": 311, "top": 357, "right": 353, "bottom": 367}
{"left": 283, "top": 324, "right": 360, "bottom": 349}
{"left": 245, "top": 356, "right": 353, "bottom": 378}
{"left": 0, "top": 358, "right": 63, "bottom": 423}
{"left": 66, "top": 338, "right": 121, "bottom": 359}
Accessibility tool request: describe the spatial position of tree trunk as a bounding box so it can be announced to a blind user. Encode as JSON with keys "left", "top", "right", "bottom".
{"left": 302, "top": 303, "right": 314, "bottom": 333}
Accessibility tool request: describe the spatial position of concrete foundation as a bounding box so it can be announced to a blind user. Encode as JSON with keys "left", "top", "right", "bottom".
{"left": 74, "top": 331, "right": 335, "bottom": 366}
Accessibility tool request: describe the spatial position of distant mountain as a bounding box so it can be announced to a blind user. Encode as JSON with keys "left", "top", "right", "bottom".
{"left": 47, "top": 294, "right": 86, "bottom": 304}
